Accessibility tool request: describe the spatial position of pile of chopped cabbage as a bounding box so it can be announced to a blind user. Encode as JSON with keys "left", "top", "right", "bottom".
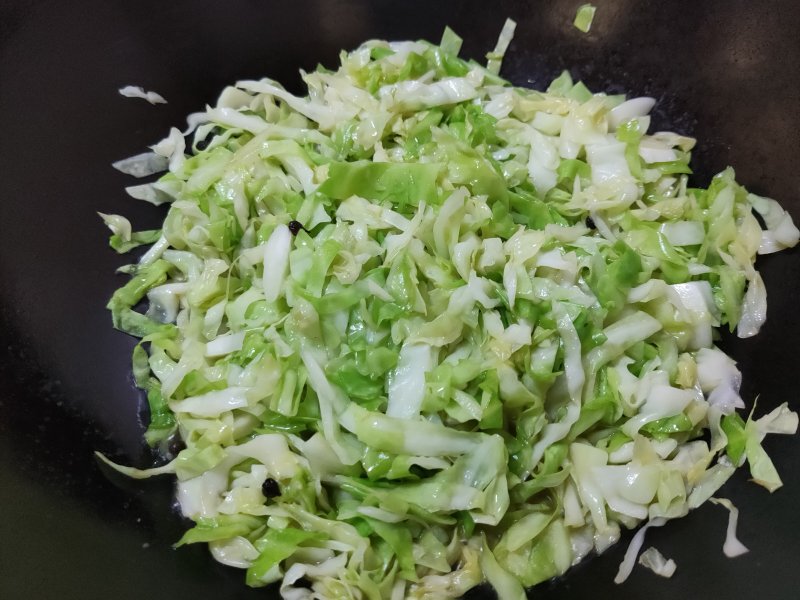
{"left": 102, "top": 20, "right": 799, "bottom": 600}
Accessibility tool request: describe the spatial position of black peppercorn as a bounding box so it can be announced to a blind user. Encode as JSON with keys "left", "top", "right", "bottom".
{"left": 585, "top": 216, "right": 596, "bottom": 230}
{"left": 261, "top": 477, "right": 281, "bottom": 498}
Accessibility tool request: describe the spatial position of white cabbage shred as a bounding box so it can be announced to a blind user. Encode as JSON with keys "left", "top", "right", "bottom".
{"left": 111, "top": 152, "right": 168, "bottom": 178}
{"left": 710, "top": 497, "right": 749, "bottom": 558}
{"left": 100, "top": 18, "right": 798, "bottom": 600}
{"left": 638, "top": 546, "right": 677, "bottom": 578}
{"left": 614, "top": 517, "right": 668, "bottom": 584}
{"left": 119, "top": 85, "right": 168, "bottom": 105}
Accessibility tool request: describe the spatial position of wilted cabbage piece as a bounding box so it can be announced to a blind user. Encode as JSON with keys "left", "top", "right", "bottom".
{"left": 573, "top": 4, "right": 597, "bottom": 33}
{"left": 119, "top": 85, "right": 168, "bottom": 105}
{"left": 638, "top": 546, "right": 677, "bottom": 578}
{"left": 100, "top": 18, "right": 798, "bottom": 600}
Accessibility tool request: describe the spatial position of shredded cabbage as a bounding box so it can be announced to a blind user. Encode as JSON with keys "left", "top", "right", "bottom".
{"left": 710, "top": 497, "right": 749, "bottom": 558}
{"left": 573, "top": 4, "right": 597, "bottom": 33}
{"left": 638, "top": 546, "right": 677, "bottom": 578}
{"left": 119, "top": 85, "right": 168, "bottom": 105}
{"left": 101, "top": 19, "right": 798, "bottom": 599}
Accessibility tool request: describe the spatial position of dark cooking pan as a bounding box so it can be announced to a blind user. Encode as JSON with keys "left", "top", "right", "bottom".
{"left": 1, "top": 1, "right": 798, "bottom": 598}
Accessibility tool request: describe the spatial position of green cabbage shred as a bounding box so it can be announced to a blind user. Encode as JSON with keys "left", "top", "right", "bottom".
{"left": 573, "top": 4, "right": 597, "bottom": 33}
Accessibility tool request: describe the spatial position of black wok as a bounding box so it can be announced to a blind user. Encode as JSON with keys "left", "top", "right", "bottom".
{"left": 1, "top": 1, "right": 799, "bottom": 598}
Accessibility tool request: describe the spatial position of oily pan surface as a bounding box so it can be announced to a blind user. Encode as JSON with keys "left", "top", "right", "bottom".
{"left": 0, "top": 0, "right": 799, "bottom": 598}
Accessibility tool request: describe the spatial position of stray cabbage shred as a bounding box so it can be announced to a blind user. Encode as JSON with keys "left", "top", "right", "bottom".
{"left": 101, "top": 19, "right": 799, "bottom": 599}
{"left": 118, "top": 85, "right": 168, "bottom": 105}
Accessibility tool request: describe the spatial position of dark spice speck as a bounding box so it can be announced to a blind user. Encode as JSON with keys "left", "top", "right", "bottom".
{"left": 585, "top": 216, "right": 596, "bottom": 230}
{"left": 288, "top": 221, "right": 305, "bottom": 236}
{"left": 166, "top": 433, "right": 186, "bottom": 457}
{"left": 262, "top": 477, "right": 281, "bottom": 498}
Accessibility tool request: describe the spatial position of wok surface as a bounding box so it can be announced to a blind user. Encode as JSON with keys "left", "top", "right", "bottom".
{"left": 1, "top": 1, "right": 799, "bottom": 598}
